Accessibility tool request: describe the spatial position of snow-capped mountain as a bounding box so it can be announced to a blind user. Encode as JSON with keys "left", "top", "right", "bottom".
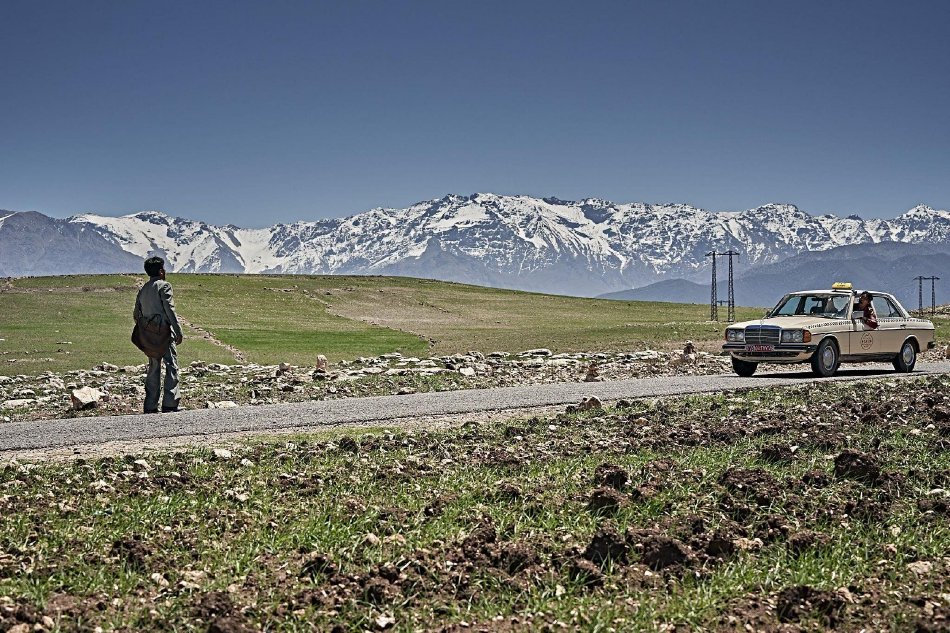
{"left": 3, "top": 195, "right": 949, "bottom": 296}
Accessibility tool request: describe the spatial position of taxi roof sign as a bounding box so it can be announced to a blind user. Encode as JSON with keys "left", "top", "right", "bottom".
{"left": 831, "top": 282, "right": 853, "bottom": 290}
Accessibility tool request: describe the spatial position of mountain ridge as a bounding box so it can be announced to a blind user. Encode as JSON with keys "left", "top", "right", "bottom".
{"left": 1, "top": 195, "right": 948, "bottom": 296}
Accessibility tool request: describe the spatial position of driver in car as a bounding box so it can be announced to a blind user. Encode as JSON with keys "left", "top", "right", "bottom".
{"left": 855, "top": 291, "right": 879, "bottom": 329}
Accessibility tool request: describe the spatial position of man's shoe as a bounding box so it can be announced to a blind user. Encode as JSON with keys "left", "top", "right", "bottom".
{"left": 161, "top": 407, "right": 179, "bottom": 413}
{"left": 144, "top": 409, "right": 159, "bottom": 414}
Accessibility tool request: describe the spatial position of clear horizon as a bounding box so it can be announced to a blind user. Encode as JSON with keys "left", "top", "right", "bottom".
{"left": 2, "top": 1, "right": 948, "bottom": 225}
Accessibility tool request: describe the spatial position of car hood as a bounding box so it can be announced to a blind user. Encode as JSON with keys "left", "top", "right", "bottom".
{"left": 728, "top": 316, "right": 849, "bottom": 331}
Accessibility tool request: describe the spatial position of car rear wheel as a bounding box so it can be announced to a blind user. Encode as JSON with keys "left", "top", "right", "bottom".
{"left": 893, "top": 340, "right": 917, "bottom": 373}
{"left": 811, "top": 338, "right": 840, "bottom": 377}
{"left": 731, "top": 357, "right": 757, "bottom": 377}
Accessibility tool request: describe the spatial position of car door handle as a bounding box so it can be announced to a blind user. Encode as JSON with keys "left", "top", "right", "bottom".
{"left": 900, "top": 324, "right": 907, "bottom": 329}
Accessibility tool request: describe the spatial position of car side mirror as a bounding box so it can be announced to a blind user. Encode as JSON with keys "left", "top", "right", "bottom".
{"left": 852, "top": 310, "right": 864, "bottom": 319}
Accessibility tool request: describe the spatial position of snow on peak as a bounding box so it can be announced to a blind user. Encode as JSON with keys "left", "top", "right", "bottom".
{"left": 62, "top": 194, "right": 950, "bottom": 295}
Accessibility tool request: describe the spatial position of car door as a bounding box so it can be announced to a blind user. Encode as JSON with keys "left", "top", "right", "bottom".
{"left": 872, "top": 296, "right": 904, "bottom": 354}
{"left": 849, "top": 303, "right": 876, "bottom": 358}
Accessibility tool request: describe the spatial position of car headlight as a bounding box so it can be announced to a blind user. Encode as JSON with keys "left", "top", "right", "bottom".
{"left": 781, "top": 329, "right": 811, "bottom": 343}
{"left": 726, "top": 329, "right": 745, "bottom": 342}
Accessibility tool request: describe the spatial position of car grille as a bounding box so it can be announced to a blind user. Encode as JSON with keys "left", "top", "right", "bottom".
{"left": 744, "top": 325, "right": 781, "bottom": 345}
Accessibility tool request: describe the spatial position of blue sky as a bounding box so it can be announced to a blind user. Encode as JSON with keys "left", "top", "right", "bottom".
{"left": 1, "top": 1, "right": 948, "bottom": 226}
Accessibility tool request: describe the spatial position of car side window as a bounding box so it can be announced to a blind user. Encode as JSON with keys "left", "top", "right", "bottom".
{"left": 872, "top": 297, "right": 898, "bottom": 318}
{"left": 883, "top": 298, "right": 903, "bottom": 318}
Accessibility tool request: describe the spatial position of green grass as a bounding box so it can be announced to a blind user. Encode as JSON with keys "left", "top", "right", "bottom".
{"left": 0, "top": 276, "right": 235, "bottom": 374}
{"left": 1, "top": 375, "right": 947, "bottom": 630}
{"left": 932, "top": 313, "right": 950, "bottom": 344}
{"left": 0, "top": 274, "right": 763, "bottom": 376}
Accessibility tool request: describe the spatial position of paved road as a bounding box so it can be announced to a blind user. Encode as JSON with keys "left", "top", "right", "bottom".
{"left": 2, "top": 362, "right": 949, "bottom": 452}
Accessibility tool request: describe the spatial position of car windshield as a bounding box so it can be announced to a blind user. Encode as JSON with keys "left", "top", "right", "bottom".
{"left": 769, "top": 294, "right": 850, "bottom": 318}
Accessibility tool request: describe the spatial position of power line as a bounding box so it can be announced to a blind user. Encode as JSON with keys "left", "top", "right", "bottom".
{"left": 720, "top": 250, "right": 740, "bottom": 322}
{"left": 706, "top": 251, "right": 718, "bottom": 321}
{"left": 914, "top": 275, "right": 940, "bottom": 315}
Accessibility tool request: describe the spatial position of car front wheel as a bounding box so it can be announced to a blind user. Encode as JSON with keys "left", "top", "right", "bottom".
{"left": 893, "top": 340, "right": 917, "bottom": 373}
{"left": 811, "top": 338, "right": 840, "bottom": 377}
{"left": 731, "top": 357, "right": 757, "bottom": 377}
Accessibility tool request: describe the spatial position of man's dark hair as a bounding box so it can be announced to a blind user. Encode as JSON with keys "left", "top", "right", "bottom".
{"left": 860, "top": 291, "right": 874, "bottom": 302}
{"left": 144, "top": 256, "right": 164, "bottom": 277}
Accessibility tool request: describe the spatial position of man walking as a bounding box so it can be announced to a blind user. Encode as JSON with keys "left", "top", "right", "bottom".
{"left": 134, "top": 256, "right": 184, "bottom": 413}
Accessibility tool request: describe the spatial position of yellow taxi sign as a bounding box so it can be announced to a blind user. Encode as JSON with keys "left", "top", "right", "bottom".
{"left": 831, "top": 282, "right": 853, "bottom": 290}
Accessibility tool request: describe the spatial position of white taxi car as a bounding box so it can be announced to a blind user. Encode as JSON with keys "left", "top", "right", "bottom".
{"left": 723, "top": 283, "right": 937, "bottom": 377}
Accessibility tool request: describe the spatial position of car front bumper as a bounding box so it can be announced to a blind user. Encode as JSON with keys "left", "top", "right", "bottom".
{"left": 722, "top": 343, "right": 818, "bottom": 363}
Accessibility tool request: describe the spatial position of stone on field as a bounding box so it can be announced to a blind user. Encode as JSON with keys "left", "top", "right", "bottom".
{"left": 459, "top": 367, "right": 476, "bottom": 377}
{"left": 213, "top": 448, "right": 233, "bottom": 460}
{"left": 206, "top": 400, "right": 238, "bottom": 409}
{"left": 523, "top": 348, "right": 552, "bottom": 356}
{"left": 907, "top": 560, "right": 933, "bottom": 576}
{"left": 70, "top": 387, "right": 103, "bottom": 410}
{"left": 2, "top": 398, "right": 35, "bottom": 409}
{"left": 579, "top": 396, "right": 603, "bottom": 411}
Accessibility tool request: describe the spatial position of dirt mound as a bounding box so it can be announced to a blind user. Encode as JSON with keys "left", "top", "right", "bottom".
{"left": 594, "top": 462, "right": 629, "bottom": 489}
{"left": 0, "top": 601, "right": 41, "bottom": 629}
{"left": 110, "top": 534, "right": 152, "bottom": 571}
{"left": 801, "top": 469, "right": 831, "bottom": 487}
{"left": 637, "top": 535, "right": 694, "bottom": 570}
{"left": 191, "top": 591, "right": 254, "bottom": 633}
{"left": 918, "top": 498, "right": 950, "bottom": 517}
{"left": 300, "top": 552, "right": 337, "bottom": 578}
{"left": 496, "top": 542, "right": 540, "bottom": 574}
{"left": 208, "top": 617, "right": 254, "bottom": 633}
{"left": 193, "top": 591, "right": 236, "bottom": 619}
{"left": 703, "top": 529, "right": 738, "bottom": 558}
{"left": 583, "top": 524, "right": 628, "bottom": 565}
{"left": 424, "top": 492, "right": 458, "bottom": 517}
{"left": 759, "top": 442, "right": 797, "bottom": 463}
{"left": 587, "top": 486, "right": 627, "bottom": 515}
{"left": 787, "top": 530, "right": 831, "bottom": 554}
{"left": 490, "top": 481, "right": 523, "bottom": 500}
{"left": 776, "top": 585, "right": 845, "bottom": 624}
{"left": 363, "top": 576, "right": 398, "bottom": 604}
{"left": 719, "top": 467, "right": 780, "bottom": 504}
{"left": 834, "top": 449, "right": 881, "bottom": 484}
{"left": 461, "top": 521, "right": 497, "bottom": 561}
{"left": 564, "top": 557, "right": 603, "bottom": 587}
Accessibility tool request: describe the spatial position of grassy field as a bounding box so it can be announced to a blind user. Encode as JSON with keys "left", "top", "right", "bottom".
{"left": 0, "top": 276, "right": 236, "bottom": 375}
{"left": 1, "top": 375, "right": 948, "bottom": 630}
{"left": 0, "top": 274, "right": 763, "bottom": 376}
